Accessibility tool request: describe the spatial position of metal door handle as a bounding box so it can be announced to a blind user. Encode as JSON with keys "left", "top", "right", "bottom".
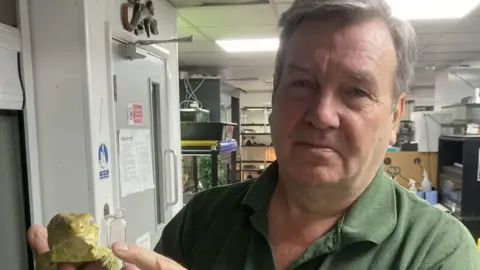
{"left": 164, "top": 149, "right": 179, "bottom": 206}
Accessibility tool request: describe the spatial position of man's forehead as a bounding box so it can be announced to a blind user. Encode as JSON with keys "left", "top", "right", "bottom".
{"left": 289, "top": 18, "right": 394, "bottom": 48}
{"left": 284, "top": 19, "right": 397, "bottom": 75}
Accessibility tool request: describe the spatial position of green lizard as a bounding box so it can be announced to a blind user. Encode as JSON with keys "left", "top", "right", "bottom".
{"left": 35, "top": 213, "right": 120, "bottom": 270}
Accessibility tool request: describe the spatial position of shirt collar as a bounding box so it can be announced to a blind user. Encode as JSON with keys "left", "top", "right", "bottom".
{"left": 241, "top": 161, "right": 279, "bottom": 213}
{"left": 340, "top": 166, "right": 397, "bottom": 245}
{"left": 241, "top": 162, "right": 397, "bottom": 246}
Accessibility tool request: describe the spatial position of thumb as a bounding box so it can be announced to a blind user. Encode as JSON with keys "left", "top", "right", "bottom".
{"left": 112, "top": 242, "right": 186, "bottom": 270}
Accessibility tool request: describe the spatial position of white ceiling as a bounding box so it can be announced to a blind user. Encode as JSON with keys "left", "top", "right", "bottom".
{"left": 173, "top": 0, "right": 480, "bottom": 92}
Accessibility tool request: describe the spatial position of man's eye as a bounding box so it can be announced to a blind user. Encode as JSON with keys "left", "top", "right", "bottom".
{"left": 348, "top": 87, "right": 369, "bottom": 98}
{"left": 291, "top": 80, "right": 314, "bottom": 88}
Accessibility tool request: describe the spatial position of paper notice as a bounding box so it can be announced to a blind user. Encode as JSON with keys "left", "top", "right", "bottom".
{"left": 118, "top": 129, "right": 155, "bottom": 197}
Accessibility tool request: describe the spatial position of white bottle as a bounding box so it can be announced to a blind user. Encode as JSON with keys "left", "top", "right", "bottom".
{"left": 408, "top": 179, "right": 418, "bottom": 192}
{"left": 421, "top": 169, "right": 432, "bottom": 192}
{"left": 106, "top": 208, "right": 127, "bottom": 248}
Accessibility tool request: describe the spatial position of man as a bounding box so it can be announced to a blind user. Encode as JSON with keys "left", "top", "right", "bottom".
{"left": 28, "top": 0, "right": 480, "bottom": 269}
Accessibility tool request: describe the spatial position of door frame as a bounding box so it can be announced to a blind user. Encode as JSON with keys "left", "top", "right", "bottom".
{"left": 16, "top": 0, "right": 44, "bottom": 226}
{"left": 105, "top": 22, "right": 178, "bottom": 231}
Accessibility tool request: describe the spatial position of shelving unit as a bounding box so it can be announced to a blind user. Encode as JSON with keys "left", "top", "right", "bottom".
{"left": 239, "top": 106, "right": 276, "bottom": 181}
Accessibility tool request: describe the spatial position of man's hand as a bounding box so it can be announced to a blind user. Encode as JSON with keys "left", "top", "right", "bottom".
{"left": 112, "top": 242, "right": 186, "bottom": 270}
{"left": 27, "top": 225, "right": 186, "bottom": 270}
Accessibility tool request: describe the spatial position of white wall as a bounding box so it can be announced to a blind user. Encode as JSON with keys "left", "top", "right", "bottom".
{"left": 240, "top": 91, "right": 272, "bottom": 107}
{"left": 408, "top": 88, "right": 434, "bottom": 106}
{"left": 29, "top": 0, "right": 92, "bottom": 220}
{"left": 28, "top": 0, "right": 179, "bottom": 245}
{"left": 434, "top": 69, "right": 480, "bottom": 110}
{"left": 240, "top": 91, "right": 271, "bottom": 126}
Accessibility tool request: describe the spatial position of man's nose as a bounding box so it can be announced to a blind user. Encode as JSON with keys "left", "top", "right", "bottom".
{"left": 304, "top": 91, "right": 340, "bottom": 130}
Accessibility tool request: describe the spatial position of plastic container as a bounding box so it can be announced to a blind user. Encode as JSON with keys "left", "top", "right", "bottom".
{"left": 421, "top": 169, "right": 432, "bottom": 192}
{"left": 416, "top": 191, "right": 426, "bottom": 199}
{"left": 408, "top": 179, "right": 418, "bottom": 192}
{"left": 106, "top": 208, "right": 127, "bottom": 247}
{"left": 426, "top": 191, "right": 438, "bottom": 205}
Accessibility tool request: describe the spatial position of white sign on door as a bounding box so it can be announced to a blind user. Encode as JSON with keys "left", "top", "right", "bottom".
{"left": 127, "top": 103, "right": 143, "bottom": 125}
{"left": 118, "top": 129, "right": 155, "bottom": 197}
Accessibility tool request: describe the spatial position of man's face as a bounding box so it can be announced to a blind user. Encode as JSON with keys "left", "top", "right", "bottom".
{"left": 270, "top": 18, "right": 406, "bottom": 188}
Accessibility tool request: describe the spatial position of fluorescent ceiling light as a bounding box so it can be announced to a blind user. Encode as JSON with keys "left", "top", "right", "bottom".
{"left": 216, "top": 38, "right": 279, "bottom": 53}
{"left": 387, "top": 0, "right": 480, "bottom": 20}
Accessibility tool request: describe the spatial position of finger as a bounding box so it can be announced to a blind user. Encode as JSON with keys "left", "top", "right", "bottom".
{"left": 121, "top": 263, "right": 140, "bottom": 270}
{"left": 77, "top": 261, "right": 106, "bottom": 270}
{"left": 112, "top": 242, "right": 186, "bottom": 270}
{"left": 57, "top": 263, "right": 77, "bottom": 270}
{"left": 27, "top": 224, "right": 50, "bottom": 255}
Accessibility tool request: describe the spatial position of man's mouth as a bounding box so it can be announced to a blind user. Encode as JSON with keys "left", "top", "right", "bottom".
{"left": 295, "top": 141, "right": 335, "bottom": 151}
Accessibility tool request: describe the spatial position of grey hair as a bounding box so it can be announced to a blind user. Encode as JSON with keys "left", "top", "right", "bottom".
{"left": 273, "top": 0, "right": 418, "bottom": 98}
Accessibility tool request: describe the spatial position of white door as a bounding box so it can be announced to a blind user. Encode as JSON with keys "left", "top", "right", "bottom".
{"left": 111, "top": 39, "right": 180, "bottom": 245}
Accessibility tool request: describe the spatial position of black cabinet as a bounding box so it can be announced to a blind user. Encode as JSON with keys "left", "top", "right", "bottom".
{"left": 438, "top": 136, "right": 480, "bottom": 239}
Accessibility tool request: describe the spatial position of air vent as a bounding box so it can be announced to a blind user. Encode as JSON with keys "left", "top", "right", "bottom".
{"left": 170, "top": 0, "right": 269, "bottom": 8}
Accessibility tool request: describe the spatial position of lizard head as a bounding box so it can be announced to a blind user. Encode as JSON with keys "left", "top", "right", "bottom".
{"left": 47, "top": 213, "right": 100, "bottom": 262}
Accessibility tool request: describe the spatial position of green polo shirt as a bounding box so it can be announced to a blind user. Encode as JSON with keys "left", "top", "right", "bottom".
{"left": 154, "top": 162, "right": 480, "bottom": 269}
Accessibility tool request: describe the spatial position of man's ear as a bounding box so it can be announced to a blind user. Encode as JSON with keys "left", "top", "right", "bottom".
{"left": 390, "top": 94, "right": 407, "bottom": 145}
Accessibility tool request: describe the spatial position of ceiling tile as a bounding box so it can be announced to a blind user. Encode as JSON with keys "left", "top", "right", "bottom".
{"left": 178, "top": 41, "right": 222, "bottom": 53}
{"left": 467, "top": 4, "right": 480, "bottom": 17}
{"left": 177, "top": 16, "right": 191, "bottom": 28}
{"left": 417, "top": 33, "right": 443, "bottom": 45}
{"left": 199, "top": 25, "right": 280, "bottom": 40}
{"left": 178, "top": 28, "right": 209, "bottom": 42}
{"left": 418, "top": 52, "right": 477, "bottom": 61}
{"left": 434, "top": 33, "right": 480, "bottom": 44}
{"left": 412, "top": 68, "right": 437, "bottom": 81}
{"left": 179, "top": 52, "right": 227, "bottom": 66}
{"left": 416, "top": 60, "right": 461, "bottom": 68}
{"left": 421, "top": 43, "right": 480, "bottom": 53}
{"left": 222, "top": 65, "right": 275, "bottom": 79}
{"left": 452, "top": 17, "right": 480, "bottom": 33}
{"left": 179, "top": 51, "right": 277, "bottom": 67}
{"left": 410, "top": 20, "right": 458, "bottom": 34}
{"left": 225, "top": 52, "right": 277, "bottom": 66}
{"left": 179, "top": 5, "right": 277, "bottom": 28}
{"left": 227, "top": 79, "right": 273, "bottom": 91}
